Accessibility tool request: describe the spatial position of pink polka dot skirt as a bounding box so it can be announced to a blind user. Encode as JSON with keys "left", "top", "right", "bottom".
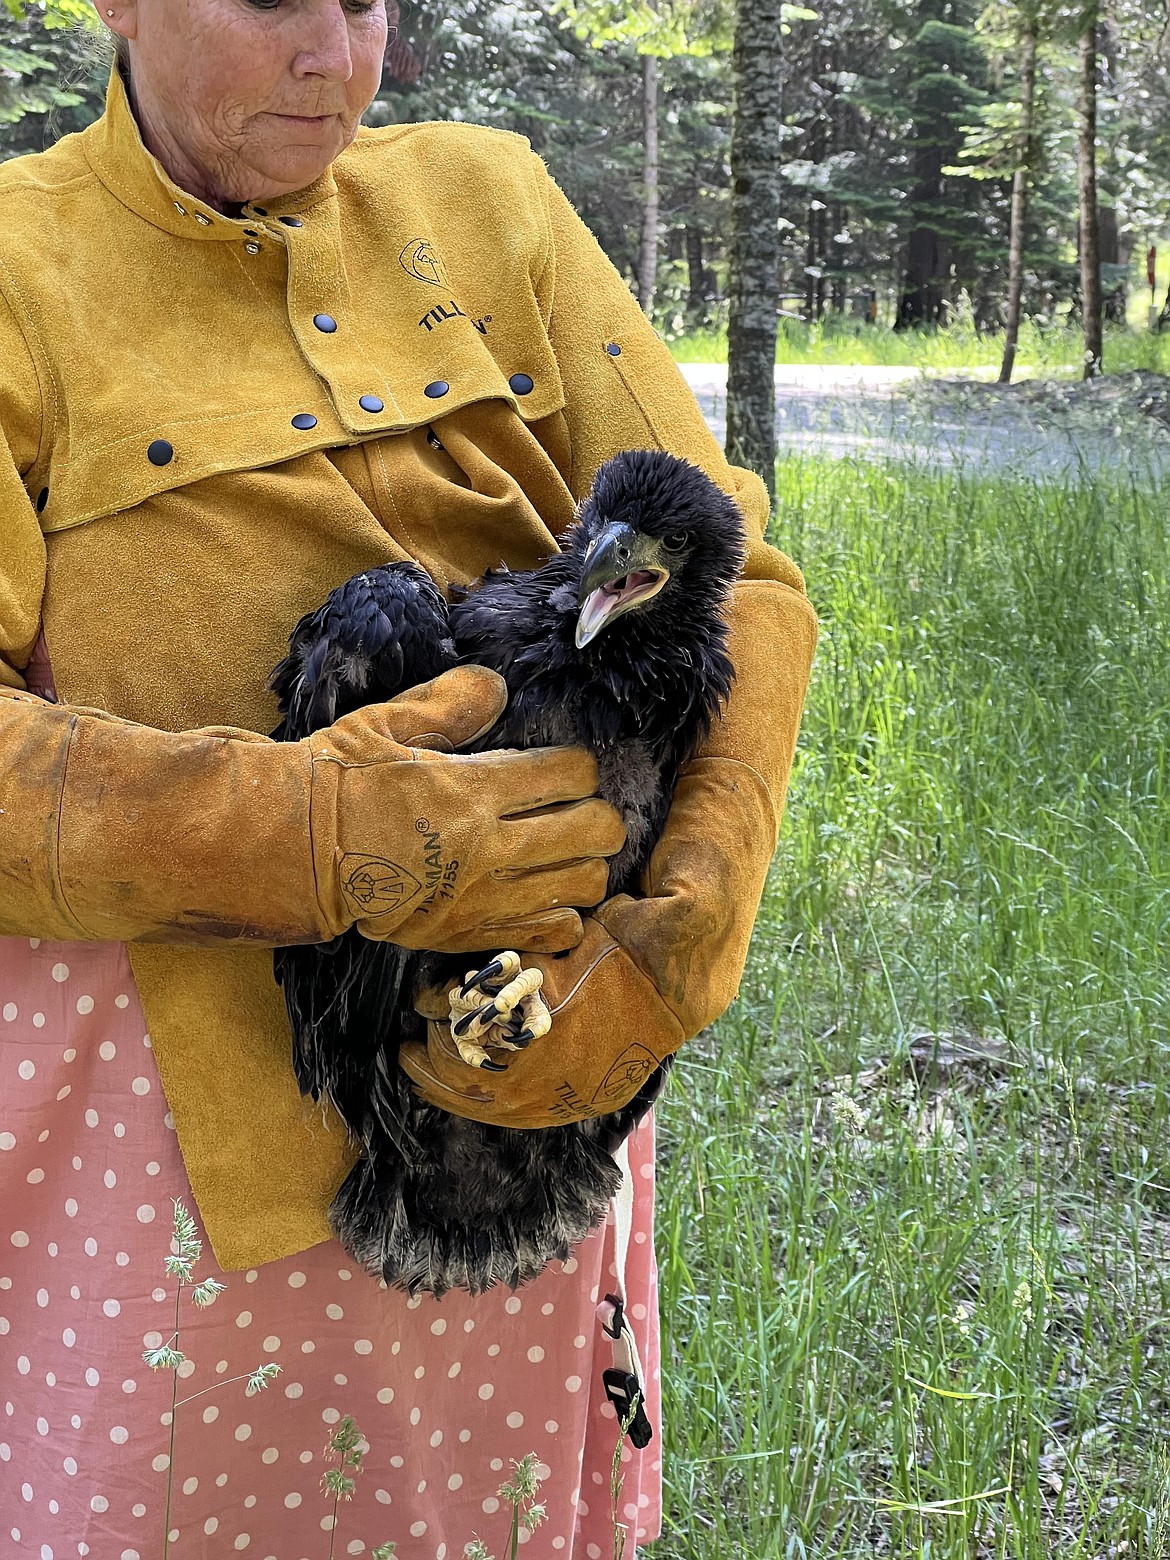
{"left": 0, "top": 934, "right": 662, "bottom": 1559}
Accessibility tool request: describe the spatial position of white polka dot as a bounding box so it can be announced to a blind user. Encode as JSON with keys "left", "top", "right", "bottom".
{"left": 122, "top": 1380, "right": 136, "bottom": 1395}
{"left": 376, "top": 1388, "right": 394, "bottom": 1404}
{"left": 109, "top": 1426, "right": 129, "bottom": 1445}
{"left": 487, "top": 1345, "right": 500, "bottom": 1358}
{"left": 204, "top": 1519, "right": 218, "bottom": 1536}
{"left": 1, "top": 1004, "right": 14, "bottom": 1022}
{"left": 41, "top": 1545, "right": 53, "bottom": 1559}
{"left": 447, "top": 1362, "right": 461, "bottom": 1379}
{"left": 84, "top": 1110, "right": 98, "bottom": 1129}
{"left": 353, "top": 1338, "right": 373, "bottom": 1355}
{"left": 234, "top": 1538, "right": 250, "bottom": 1552}
{"left": 235, "top": 1424, "right": 252, "bottom": 1442}
{"left": 287, "top": 1271, "right": 306, "bottom": 1288}
{"left": 562, "top": 1256, "right": 578, "bottom": 1274}
{"left": 545, "top": 1419, "right": 559, "bottom": 1433}
{"left": 151, "top": 1455, "right": 169, "bottom": 1473}
{"left": 261, "top": 1448, "right": 278, "bottom": 1464}
{"left": 135, "top": 1205, "right": 156, "bottom": 1224}
{"left": 527, "top": 1346, "right": 545, "bottom": 1363}
{"left": 103, "top": 1170, "right": 117, "bottom": 1189}
{"left": 477, "top": 1383, "right": 494, "bottom": 1401}
{"left": 32, "top": 1013, "right": 45, "bottom": 1028}
{"left": 64, "top": 1199, "right": 78, "bottom": 1218}
{"left": 16, "top": 1356, "right": 30, "bottom": 1375}
{"left": 115, "top": 993, "right": 130, "bottom": 1009}
{"left": 17, "top": 1061, "right": 34, "bottom": 1081}
{"left": 83, "top": 1238, "right": 98, "bottom": 1256}
{"left": 565, "top": 1375, "right": 582, "bottom": 1393}
{"left": 10, "top": 1231, "right": 28, "bottom": 1248}
{"left": 504, "top": 1296, "right": 522, "bottom": 1314}
{"left": 202, "top": 1406, "right": 219, "bottom": 1424}
{"left": 300, "top": 1341, "right": 315, "bottom": 1353}
{"left": 283, "top": 1384, "right": 303, "bottom": 1400}
{"left": 116, "top": 1251, "right": 130, "bottom": 1267}
{"left": 325, "top": 1303, "right": 343, "bottom": 1320}
{"left": 146, "top": 1162, "right": 160, "bottom": 1177}
{"left": 409, "top": 1523, "right": 427, "bottom": 1538}
{"left": 541, "top": 1302, "right": 554, "bottom": 1315}
{"left": 51, "top": 963, "right": 70, "bottom": 983}
{"left": 76, "top": 995, "right": 94, "bottom": 1015}
{"left": 98, "top": 1042, "right": 116, "bottom": 1061}
{"left": 85, "top": 1368, "right": 99, "bottom": 1386}
{"left": 409, "top": 1407, "right": 421, "bottom": 1426}
{"left": 482, "top": 1498, "right": 499, "bottom": 1515}
{"left": 235, "top": 1311, "right": 252, "bottom": 1328}
{"left": 587, "top": 1547, "right": 602, "bottom": 1559}
{"left": 506, "top": 1411, "right": 524, "bottom": 1429}
{"left": 0, "top": 1133, "right": 13, "bottom": 1151}
{"left": 632, "top": 1302, "right": 647, "bottom": 1320}
{"left": 284, "top": 1493, "right": 301, "bottom": 1509}
{"left": 261, "top": 1335, "right": 280, "bottom": 1352}
{"left": 430, "top": 1318, "right": 447, "bottom": 1336}
{"left": 103, "top": 1299, "right": 121, "bottom": 1318}
{"left": 131, "top": 1077, "right": 151, "bottom": 1096}
{"left": 64, "top": 1457, "right": 79, "bottom": 1475}
{"left": 182, "top": 1477, "right": 198, "bottom": 1495}
{"left": 35, "top": 1290, "right": 49, "bottom": 1311}
{"left": 374, "top": 1489, "right": 392, "bottom": 1504}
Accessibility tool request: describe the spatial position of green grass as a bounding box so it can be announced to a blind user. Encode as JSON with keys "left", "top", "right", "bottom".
{"left": 666, "top": 317, "right": 1170, "bottom": 378}
{"left": 653, "top": 456, "right": 1170, "bottom": 1557}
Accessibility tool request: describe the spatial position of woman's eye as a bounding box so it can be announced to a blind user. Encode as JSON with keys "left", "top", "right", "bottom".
{"left": 662, "top": 532, "right": 689, "bottom": 552}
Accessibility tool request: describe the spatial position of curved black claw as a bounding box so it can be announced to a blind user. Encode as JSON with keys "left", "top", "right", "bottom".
{"left": 479, "top": 1059, "right": 508, "bottom": 1073}
{"left": 460, "top": 959, "right": 506, "bottom": 998}
{"left": 452, "top": 1000, "right": 501, "bottom": 1039}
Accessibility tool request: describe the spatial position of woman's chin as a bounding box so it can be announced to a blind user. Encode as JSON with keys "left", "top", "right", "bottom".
{"left": 241, "top": 132, "right": 349, "bottom": 200}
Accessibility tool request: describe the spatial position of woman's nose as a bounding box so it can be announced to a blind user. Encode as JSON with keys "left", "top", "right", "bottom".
{"left": 292, "top": 1, "right": 357, "bottom": 81}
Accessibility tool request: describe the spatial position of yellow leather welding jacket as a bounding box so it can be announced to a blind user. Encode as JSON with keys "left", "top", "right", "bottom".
{"left": 0, "top": 68, "right": 811, "bottom": 1267}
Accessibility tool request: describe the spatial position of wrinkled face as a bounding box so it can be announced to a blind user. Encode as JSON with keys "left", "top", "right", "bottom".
{"left": 101, "top": 0, "right": 389, "bottom": 208}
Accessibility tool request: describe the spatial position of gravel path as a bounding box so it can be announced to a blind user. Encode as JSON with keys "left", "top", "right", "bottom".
{"left": 680, "top": 363, "right": 1170, "bottom": 478}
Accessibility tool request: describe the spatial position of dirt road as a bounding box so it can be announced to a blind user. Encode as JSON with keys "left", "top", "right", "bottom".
{"left": 680, "top": 363, "right": 1170, "bottom": 478}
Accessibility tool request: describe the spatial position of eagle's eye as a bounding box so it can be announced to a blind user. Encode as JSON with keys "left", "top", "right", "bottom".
{"left": 661, "top": 531, "right": 689, "bottom": 553}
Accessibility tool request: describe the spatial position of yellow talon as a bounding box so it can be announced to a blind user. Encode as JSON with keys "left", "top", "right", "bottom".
{"left": 447, "top": 952, "right": 552, "bottom": 1066}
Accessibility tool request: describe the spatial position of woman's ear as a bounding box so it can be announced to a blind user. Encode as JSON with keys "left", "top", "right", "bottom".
{"left": 95, "top": 0, "right": 138, "bottom": 42}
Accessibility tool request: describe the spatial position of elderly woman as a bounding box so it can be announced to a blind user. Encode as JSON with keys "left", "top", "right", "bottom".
{"left": 0, "top": 1, "right": 815, "bottom": 1554}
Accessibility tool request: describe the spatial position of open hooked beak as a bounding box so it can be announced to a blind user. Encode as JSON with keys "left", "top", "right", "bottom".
{"left": 575, "top": 522, "right": 671, "bottom": 648}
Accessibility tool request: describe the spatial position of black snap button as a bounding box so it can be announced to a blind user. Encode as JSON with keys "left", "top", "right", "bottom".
{"left": 508, "top": 373, "right": 534, "bottom": 396}
{"left": 424, "top": 380, "right": 449, "bottom": 399}
{"left": 313, "top": 314, "right": 338, "bottom": 333}
{"left": 147, "top": 439, "right": 174, "bottom": 467}
{"left": 426, "top": 428, "right": 444, "bottom": 450}
{"left": 279, "top": 216, "right": 303, "bottom": 228}
{"left": 35, "top": 487, "right": 48, "bottom": 513}
{"left": 359, "top": 394, "right": 385, "bottom": 414}
{"left": 291, "top": 413, "right": 318, "bottom": 430}
{"left": 605, "top": 342, "right": 622, "bottom": 357}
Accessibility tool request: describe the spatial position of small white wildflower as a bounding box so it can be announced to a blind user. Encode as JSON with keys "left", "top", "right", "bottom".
{"left": 952, "top": 1302, "right": 972, "bottom": 1339}
{"left": 829, "top": 1091, "right": 867, "bottom": 1135}
{"left": 1013, "top": 1279, "right": 1034, "bottom": 1325}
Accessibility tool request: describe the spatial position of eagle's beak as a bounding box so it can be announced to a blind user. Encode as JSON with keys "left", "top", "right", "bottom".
{"left": 575, "top": 523, "right": 671, "bottom": 648}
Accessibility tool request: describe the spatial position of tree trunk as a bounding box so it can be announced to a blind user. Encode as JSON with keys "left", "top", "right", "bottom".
{"left": 1078, "top": 19, "right": 1103, "bottom": 380}
{"left": 726, "top": 0, "right": 784, "bottom": 501}
{"left": 638, "top": 53, "right": 659, "bottom": 316}
{"left": 685, "top": 222, "right": 706, "bottom": 316}
{"left": 999, "top": 19, "right": 1038, "bottom": 385}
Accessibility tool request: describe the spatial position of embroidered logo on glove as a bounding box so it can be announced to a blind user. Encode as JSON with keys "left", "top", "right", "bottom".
{"left": 593, "top": 1045, "right": 659, "bottom": 1105}
{"left": 339, "top": 854, "right": 422, "bottom": 916}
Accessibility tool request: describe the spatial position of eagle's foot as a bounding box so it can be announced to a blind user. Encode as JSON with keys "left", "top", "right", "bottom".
{"left": 447, "top": 952, "right": 552, "bottom": 1068}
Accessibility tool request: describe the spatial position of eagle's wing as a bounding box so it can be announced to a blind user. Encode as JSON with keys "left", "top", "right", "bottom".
{"left": 269, "top": 563, "right": 456, "bottom": 1151}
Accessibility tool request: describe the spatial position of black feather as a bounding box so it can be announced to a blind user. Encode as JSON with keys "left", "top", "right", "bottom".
{"left": 269, "top": 450, "right": 746, "bottom": 1294}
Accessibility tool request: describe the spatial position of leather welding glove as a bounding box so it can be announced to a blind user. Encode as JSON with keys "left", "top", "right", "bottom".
{"left": 0, "top": 664, "right": 624, "bottom": 954}
{"left": 400, "top": 579, "right": 818, "bottom": 1127}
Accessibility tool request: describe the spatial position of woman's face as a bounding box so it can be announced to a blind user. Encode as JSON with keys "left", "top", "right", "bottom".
{"left": 101, "top": 0, "right": 390, "bottom": 208}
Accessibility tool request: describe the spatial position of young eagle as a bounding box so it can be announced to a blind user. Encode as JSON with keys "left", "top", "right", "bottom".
{"left": 270, "top": 449, "right": 746, "bottom": 1297}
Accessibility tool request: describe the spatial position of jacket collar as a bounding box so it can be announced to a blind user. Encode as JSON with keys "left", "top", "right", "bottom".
{"left": 83, "top": 65, "right": 338, "bottom": 241}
